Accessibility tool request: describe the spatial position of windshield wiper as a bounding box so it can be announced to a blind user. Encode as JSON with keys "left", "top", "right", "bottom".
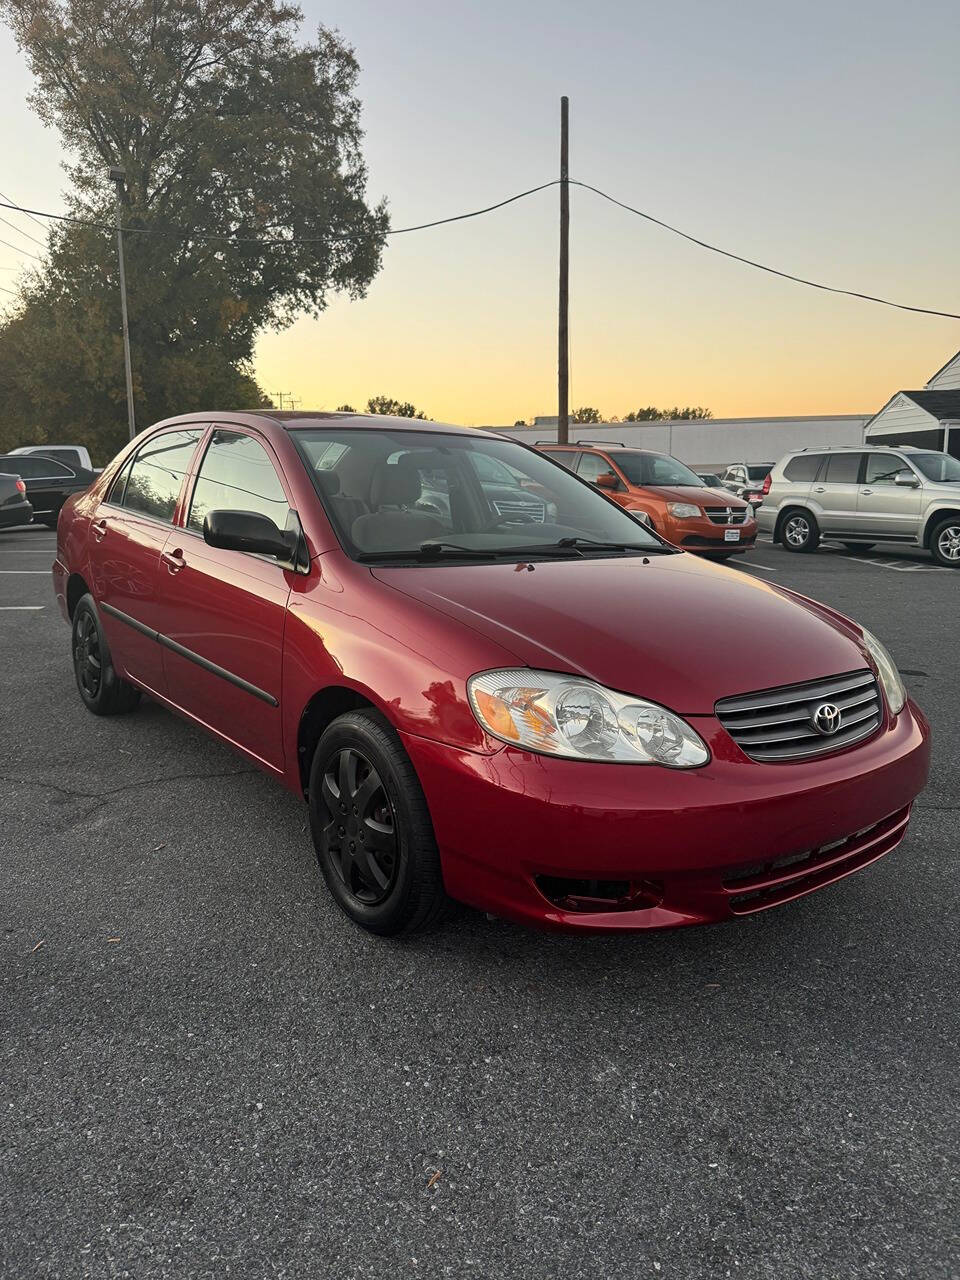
{"left": 356, "top": 542, "right": 500, "bottom": 562}
{"left": 555, "top": 536, "right": 676, "bottom": 554}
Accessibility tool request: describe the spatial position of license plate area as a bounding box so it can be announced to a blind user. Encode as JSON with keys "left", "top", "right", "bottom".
{"left": 724, "top": 529, "right": 741, "bottom": 542}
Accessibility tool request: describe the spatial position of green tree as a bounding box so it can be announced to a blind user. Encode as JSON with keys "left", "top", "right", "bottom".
{"left": 624, "top": 405, "right": 713, "bottom": 422}
{"left": 0, "top": 0, "right": 387, "bottom": 459}
{"left": 625, "top": 406, "right": 663, "bottom": 421}
{"left": 336, "top": 404, "right": 356, "bottom": 412}
{"left": 366, "top": 395, "right": 428, "bottom": 419}
{"left": 571, "top": 406, "right": 602, "bottom": 423}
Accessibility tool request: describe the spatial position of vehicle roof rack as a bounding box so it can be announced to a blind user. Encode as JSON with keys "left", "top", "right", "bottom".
{"left": 574, "top": 439, "right": 627, "bottom": 447}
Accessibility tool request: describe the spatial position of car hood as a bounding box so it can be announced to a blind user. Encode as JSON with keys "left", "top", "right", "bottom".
{"left": 371, "top": 553, "right": 869, "bottom": 714}
{"left": 645, "top": 484, "right": 749, "bottom": 508}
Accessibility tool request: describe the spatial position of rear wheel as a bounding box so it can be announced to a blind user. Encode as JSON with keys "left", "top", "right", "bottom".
{"left": 71, "top": 594, "right": 141, "bottom": 715}
{"left": 929, "top": 518, "right": 960, "bottom": 567}
{"left": 308, "top": 709, "right": 450, "bottom": 935}
{"left": 780, "top": 509, "right": 820, "bottom": 553}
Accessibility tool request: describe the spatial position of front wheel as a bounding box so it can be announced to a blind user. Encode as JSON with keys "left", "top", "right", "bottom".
{"left": 929, "top": 518, "right": 960, "bottom": 567}
{"left": 780, "top": 510, "right": 820, "bottom": 553}
{"left": 308, "top": 709, "right": 450, "bottom": 935}
{"left": 71, "top": 594, "right": 141, "bottom": 715}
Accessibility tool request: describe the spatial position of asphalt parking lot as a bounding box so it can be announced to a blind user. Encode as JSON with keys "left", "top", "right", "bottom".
{"left": 1, "top": 524, "right": 957, "bottom": 1280}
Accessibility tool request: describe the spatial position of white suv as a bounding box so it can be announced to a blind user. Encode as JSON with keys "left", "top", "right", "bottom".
{"left": 758, "top": 445, "right": 960, "bottom": 566}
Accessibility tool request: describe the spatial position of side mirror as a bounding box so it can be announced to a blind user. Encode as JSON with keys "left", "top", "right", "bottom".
{"left": 595, "top": 472, "right": 619, "bottom": 490}
{"left": 894, "top": 470, "right": 919, "bottom": 488}
{"left": 203, "top": 510, "right": 296, "bottom": 560}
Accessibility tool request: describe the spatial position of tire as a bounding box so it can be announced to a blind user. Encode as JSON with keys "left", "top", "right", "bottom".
{"left": 929, "top": 517, "right": 960, "bottom": 567}
{"left": 842, "top": 543, "right": 874, "bottom": 552}
{"left": 71, "top": 593, "right": 141, "bottom": 715}
{"left": 308, "top": 709, "right": 450, "bottom": 936}
{"left": 779, "top": 509, "right": 820, "bottom": 553}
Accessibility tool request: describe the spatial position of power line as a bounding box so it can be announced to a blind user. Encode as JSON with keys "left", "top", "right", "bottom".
{"left": 0, "top": 188, "right": 49, "bottom": 233}
{"left": 0, "top": 213, "right": 46, "bottom": 248}
{"left": 0, "top": 180, "right": 957, "bottom": 321}
{"left": 0, "top": 284, "right": 16, "bottom": 295}
{"left": 0, "top": 235, "right": 40, "bottom": 261}
{"left": 570, "top": 180, "right": 960, "bottom": 322}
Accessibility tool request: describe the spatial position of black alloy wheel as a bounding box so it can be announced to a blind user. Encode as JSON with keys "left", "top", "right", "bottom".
{"left": 71, "top": 594, "right": 141, "bottom": 715}
{"left": 73, "top": 608, "right": 102, "bottom": 701}
{"left": 318, "top": 747, "right": 400, "bottom": 906}
{"left": 308, "top": 709, "right": 450, "bottom": 935}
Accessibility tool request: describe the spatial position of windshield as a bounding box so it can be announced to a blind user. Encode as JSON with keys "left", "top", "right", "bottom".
{"left": 613, "top": 452, "right": 705, "bottom": 487}
{"left": 910, "top": 451, "right": 960, "bottom": 483}
{"left": 291, "top": 429, "right": 665, "bottom": 561}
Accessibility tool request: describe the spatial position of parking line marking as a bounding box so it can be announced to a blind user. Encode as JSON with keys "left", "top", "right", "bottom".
{"left": 740, "top": 562, "right": 778, "bottom": 573}
{"left": 0, "top": 605, "right": 45, "bottom": 610}
{"left": 842, "top": 556, "right": 948, "bottom": 574}
{"left": 0, "top": 570, "right": 49, "bottom": 574}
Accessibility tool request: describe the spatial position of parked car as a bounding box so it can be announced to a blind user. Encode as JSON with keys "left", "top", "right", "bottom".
{"left": 53, "top": 412, "right": 929, "bottom": 936}
{"left": 722, "top": 463, "right": 774, "bottom": 505}
{"left": 0, "top": 472, "right": 33, "bottom": 529}
{"left": 0, "top": 453, "right": 95, "bottom": 527}
{"left": 9, "top": 443, "right": 98, "bottom": 473}
{"left": 697, "top": 472, "right": 724, "bottom": 489}
{"left": 537, "top": 442, "right": 758, "bottom": 558}
{"left": 758, "top": 446, "right": 960, "bottom": 566}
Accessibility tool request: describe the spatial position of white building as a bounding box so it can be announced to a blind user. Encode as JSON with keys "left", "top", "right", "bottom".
{"left": 863, "top": 349, "right": 960, "bottom": 458}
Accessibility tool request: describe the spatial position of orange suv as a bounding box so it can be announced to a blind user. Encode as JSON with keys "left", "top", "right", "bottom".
{"left": 537, "top": 442, "right": 758, "bottom": 558}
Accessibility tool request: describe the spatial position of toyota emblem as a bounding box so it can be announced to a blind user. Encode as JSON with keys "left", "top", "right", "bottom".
{"left": 811, "top": 702, "right": 842, "bottom": 735}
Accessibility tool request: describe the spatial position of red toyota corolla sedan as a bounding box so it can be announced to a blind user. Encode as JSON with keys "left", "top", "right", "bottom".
{"left": 52, "top": 412, "right": 930, "bottom": 935}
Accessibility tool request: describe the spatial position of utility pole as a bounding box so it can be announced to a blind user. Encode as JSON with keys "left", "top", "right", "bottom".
{"left": 271, "top": 391, "right": 294, "bottom": 410}
{"left": 557, "top": 95, "right": 570, "bottom": 444}
{"left": 110, "top": 167, "right": 136, "bottom": 440}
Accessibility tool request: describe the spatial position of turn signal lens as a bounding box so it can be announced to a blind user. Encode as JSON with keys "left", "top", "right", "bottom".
{"left": 468, "top": 669, "right": 710, "bottom": 767}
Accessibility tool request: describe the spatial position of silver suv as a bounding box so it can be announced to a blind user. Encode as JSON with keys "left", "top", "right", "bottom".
{"left": 758, "top": 445, "right": 960, "bottom": 566}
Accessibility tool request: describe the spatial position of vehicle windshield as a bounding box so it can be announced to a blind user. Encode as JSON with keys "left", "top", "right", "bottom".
{"left": 910, "top": 451, "right": 960, "bottom": 483}
{"left": 612, "top": 451, "right": 705, "bottom": 487}
{"left": 746, "top": 465, "right": 773, "bottom": 480}
{"left": 291, "top": 429, "right": 666, "bottom": 561}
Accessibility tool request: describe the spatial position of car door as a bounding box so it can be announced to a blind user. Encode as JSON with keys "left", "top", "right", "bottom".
{"left": 856, "top": 452, "right": 923, "bottom": 541}
{"left": 811, "top": 452, "right": 864, "bottom": 535}
{"left": 90, "top": 427, "right": 206, "bottom": 693}
{"left": 158, "top": 427, "right": 294, "bottom": 772}
{"left": 576, "top": 452, "right": 628, "bottom": 505}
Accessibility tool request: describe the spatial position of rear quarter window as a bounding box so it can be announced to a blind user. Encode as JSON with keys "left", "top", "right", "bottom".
{"left": 783, "top": 455, "right": 824, "bottom": 482}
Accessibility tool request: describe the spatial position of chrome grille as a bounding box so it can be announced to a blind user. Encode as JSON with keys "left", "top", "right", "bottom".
{"left": 704, "top": 506, "right": 747, "bottom": 525}
{"left": 715, "top": 669, "right": 882, "bottom": 762}
{"left": 492, "top": 498, "right": 545, "bottom": 523}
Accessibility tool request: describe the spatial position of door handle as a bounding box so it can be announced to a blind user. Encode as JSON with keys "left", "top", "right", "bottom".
{"left": 161, "top": 548, "right": 186, "bottom": 574}
{"left": 92, "top": 518, "right": 108, "bottom": 542}
{"left": 861, "top": 488, "right": 873, "bottom": 495}
{"left": 814, "top": 486, "right": 826, "bottom": 493}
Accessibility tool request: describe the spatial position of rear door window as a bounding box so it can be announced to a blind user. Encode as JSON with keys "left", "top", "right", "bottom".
{"left": 783, "top": 454, "right": 825, "bottom": 482}
{"left": 123, "top": 429, "right": 204, "bottom": 523}
{"left": 541, "top": 448, "right": 580, "bottom": 472}
{"left": 823, "top": 453, "right": 863, "bottom": 484}
{"left": 577, "top": 452, "right": 618, "bottom": 485}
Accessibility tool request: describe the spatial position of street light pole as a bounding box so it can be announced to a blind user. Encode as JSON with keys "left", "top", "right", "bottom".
{"left": 110, "top": 167, "right": 136, "bottom": 440}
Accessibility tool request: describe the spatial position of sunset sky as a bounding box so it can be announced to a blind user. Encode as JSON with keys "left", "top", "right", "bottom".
{"left": 1, "top": 0, "right": 958, "bottom": 425}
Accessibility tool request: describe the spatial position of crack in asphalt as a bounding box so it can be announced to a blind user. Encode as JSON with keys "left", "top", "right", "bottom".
{"left": 0, "top": 768, "right": 259, "bottom": 806}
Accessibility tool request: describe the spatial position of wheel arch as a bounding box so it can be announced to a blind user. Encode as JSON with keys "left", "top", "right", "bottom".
{"left": 922, "top": 507, "right": 960, "bottom": 548}
{"left": 774, "top": 505, "right": 814, "bottom": 543}
{"left": 296, "top": 685, "right": 380, "bottom": 796}
{"left": 66, "top": 572, "right": 91, "bottom": 619}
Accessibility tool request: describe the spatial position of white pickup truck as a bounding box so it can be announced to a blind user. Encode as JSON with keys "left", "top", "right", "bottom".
{"left": 9, "top": 444, "right": 100, "bottom": 473}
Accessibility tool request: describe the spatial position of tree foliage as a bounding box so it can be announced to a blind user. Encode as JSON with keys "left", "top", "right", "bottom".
{"left": 624, "top": 405, "right": 713, "bottom": 422}
{"left": 365, "top": 395, "right": 428, "bottom": 420}
{"left": 0, "top": 0, "right": 387, "bottom": 460}
{"left": 570, "top": 406, "right": 601, "bottom": 423}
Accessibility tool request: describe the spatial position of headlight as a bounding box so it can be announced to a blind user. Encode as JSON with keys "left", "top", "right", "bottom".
{"left": 861, "top": 627, "right": 906, "bottom": 715}
{"left": 666, "top": 502, "right": 701, "bottom": 519}
{"left": 467, "top": 669, "right": 710, "bottom": 767}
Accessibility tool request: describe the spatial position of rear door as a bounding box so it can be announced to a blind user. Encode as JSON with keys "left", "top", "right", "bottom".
{"left": 856, "top": 452, "right": 923, "bottom": 540}
{"left": 812, "top": 452, "right": 864, "bottom": 535}
{"left": 90, "top": 427, "right": 205, "bottom": 693}
{"left": 158, "top": 427, "right": 294, "bottom": 772}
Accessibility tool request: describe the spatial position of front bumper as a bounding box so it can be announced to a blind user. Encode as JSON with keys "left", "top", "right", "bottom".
{"left": 663, "top": 514, "right": 759, "bottom": 555}
{"left": 402, "top": 699, "right": 930, "bottom": 932}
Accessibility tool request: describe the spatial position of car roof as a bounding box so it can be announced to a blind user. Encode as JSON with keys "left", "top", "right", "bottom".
{"left": 145, "top": 410, "right": 499, "bottom": 440}
{"left": 782, "top": 444, "right": 909, "bottom": 457}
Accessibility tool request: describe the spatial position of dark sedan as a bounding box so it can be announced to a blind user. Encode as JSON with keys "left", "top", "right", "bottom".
{"left": 0, "top": 471, "right": 33, "bottom": 529}
{"left": 0, "top": 453, "right": 94, "bottom": 527}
